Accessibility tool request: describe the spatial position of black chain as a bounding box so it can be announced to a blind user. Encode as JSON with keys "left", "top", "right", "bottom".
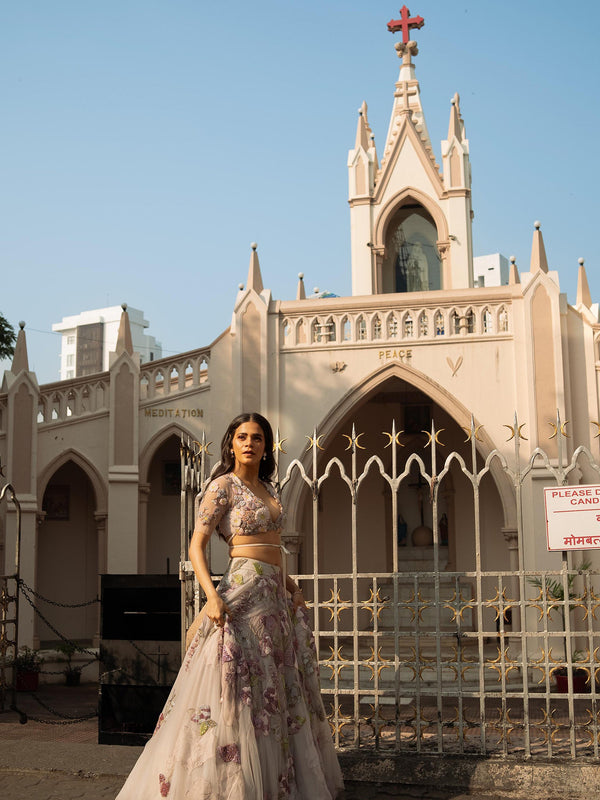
{"left": 18, "top": 584, "right": 99, "bottom": 659}
{"left": 27, "top": 692, "right": 98, "bottom": 723}
{"left": 19, "top": 583, "right": 179, "bottom": 677}
{"left": 17, "top": 579, "right": 99, "bottom": 608}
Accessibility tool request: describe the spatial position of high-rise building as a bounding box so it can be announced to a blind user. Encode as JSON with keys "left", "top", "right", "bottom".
{"left": 52, "top": 304, "right": 161, "bottom": 380}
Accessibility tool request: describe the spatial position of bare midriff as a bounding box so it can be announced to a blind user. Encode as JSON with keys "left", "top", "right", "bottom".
{"left": 228, "top": 529, "right": 283, "bottom": 567}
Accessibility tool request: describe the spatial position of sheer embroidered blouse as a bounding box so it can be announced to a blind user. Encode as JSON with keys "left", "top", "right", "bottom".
{"left": 195, "top": 473, "right": 285, "bottom": 545}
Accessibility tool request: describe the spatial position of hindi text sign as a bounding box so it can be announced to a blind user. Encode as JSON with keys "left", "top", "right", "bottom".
{"left": 544, "top": 485, "right": 600, "bottom": 551}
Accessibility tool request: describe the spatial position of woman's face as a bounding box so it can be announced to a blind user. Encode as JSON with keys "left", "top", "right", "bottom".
{"left": 231, "top": 421, "right": 266, "bottom": 470}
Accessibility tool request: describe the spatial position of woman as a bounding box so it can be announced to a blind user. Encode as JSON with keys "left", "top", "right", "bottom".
{"left": 116, "top": 412, "right": 344, "bottom": 799}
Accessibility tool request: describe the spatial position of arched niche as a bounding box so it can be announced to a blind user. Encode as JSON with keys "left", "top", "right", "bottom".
{"left": 145, "top": 434, "right": 182, "bottom": 575}
{"left": 139, "top": 425, "right": 194, "bottom": 575}
{"left": 381, "top": 203, "right": 441, "bottom": 293}
{"left": 38, "top": 461, "right": 99, "bottom": 644}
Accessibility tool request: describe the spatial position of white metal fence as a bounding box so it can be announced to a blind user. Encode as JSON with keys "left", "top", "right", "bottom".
{"left": 180, "top": 415, "right": 600, "bottom": 760}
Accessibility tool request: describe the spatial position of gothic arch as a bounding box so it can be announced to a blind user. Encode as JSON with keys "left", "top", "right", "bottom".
{"left": 139, "top": 423, "right": 197, "bottom": 485}
{"left": 283, "top": 361, "right": 517, "bottom": 534}
{"left": 373, "top": 187, "right": 449, "bottom": 252}
{"left": 38, "top": 449, "right": 107, "bottom": 514}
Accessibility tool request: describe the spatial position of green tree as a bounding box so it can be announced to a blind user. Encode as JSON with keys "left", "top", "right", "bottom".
{"left": 0, "top": 313, "right": 16, "bottom": 360}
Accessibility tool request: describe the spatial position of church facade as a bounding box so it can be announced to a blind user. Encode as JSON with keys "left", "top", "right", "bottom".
{"left": 1, "top": 29, "right": 599, "bottom": 650}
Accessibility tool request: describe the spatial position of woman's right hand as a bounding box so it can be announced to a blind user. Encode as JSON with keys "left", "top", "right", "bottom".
{"left": 204, "top": 594, "right": 231, "bottom": 627}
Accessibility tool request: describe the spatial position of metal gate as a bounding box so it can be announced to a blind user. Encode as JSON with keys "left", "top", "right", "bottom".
{"left": 180, "top": 414, "right": 600, "bottom": 761}
{"left": 0, "top": 481, "right": 22, "bottom": 714}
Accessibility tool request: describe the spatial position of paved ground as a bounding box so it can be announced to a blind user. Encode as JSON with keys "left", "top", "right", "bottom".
{"left": 0, "top": 683, "right": 586, "bottom": 799}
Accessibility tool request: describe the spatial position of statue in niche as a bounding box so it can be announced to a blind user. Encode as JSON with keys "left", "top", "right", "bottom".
{"left": 390, "top": 226, "right": 429, "bottom": 292}
{"left": 409, "top": 472, "right": 433, "bottom": 546}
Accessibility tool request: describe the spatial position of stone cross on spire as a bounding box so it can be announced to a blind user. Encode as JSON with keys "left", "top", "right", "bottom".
{"left": 387, "top": 5, "right": 424, "bottom": 43}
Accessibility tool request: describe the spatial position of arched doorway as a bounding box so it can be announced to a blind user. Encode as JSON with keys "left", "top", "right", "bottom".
{"left": 145, "top": 435, "right": 181, "bottom": 575}
{"left": 38, "top": 461, "right": 98, "bottom": 645}
{"left": 293, "top": 375, "right": 508, "bottom": 582}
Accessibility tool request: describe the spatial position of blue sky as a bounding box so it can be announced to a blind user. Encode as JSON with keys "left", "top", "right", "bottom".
{"left": 1, "top": 0, "right": 599, "bottom": 384}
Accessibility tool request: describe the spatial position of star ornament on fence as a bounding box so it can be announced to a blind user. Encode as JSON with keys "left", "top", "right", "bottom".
{"left": 342, "top": 431, "right": 366, "bottom": 451}
{"left": 503, "top": 423, "right": 528, "bottom": 442}
{"left": 305, "top": 434, "right": 325, "bottom": 452}
{"left": 192, "top": 440, "right": 213, "bottom": 456}
{"left": 548, "top": 421, "right": 570, "bottom": 439}
{"left": 460, "top": 424, "right": 484, "bottom": 443}
{"left": 423, "top": 428, "right": 445, "bottom": 447}
{"left": 382, "top": 430, "right": 405, "bottom": 448}
{"left": 273, "top": 437, "right": 287, "bottom": 454}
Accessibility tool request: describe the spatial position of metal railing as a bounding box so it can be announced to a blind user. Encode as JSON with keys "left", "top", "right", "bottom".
{"left": 0, "top": 481, "right": 21, "bottom": 714}
{"left": 180, "top": 414, "right": 600, "bottom": 760}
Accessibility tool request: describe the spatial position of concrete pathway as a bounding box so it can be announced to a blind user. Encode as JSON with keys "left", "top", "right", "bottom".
{"left": 0, "top": 684, "right": 586, "bottom": 799}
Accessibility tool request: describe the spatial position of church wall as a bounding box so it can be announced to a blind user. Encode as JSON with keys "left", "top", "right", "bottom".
{"left": 565, "top": 307, "right": 598, "bottom": 457}
{"left": 276, "top": 328, "right": 520, "bottom": 464}
{"left": 37, "top": 416, "right": 110, "bottom": 499}
{"left": 376, "top": 144, "right": 441, "bottom": 218}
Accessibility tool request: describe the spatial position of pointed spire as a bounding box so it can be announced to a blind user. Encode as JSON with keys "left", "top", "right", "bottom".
{"left": 296, "top": 273, "right": 306, "bottom": 301}
{"left": 530, "top": 221, "right": 549, "bottom": 273}
{"left": 380, "top": 39, "right": 436, "bottom": 173}
{"left": 11, "top": 321, "right": 29, "bottom": 373}
{"left": 509, "top": 256, "right": 521, "bottom": 285}
{"left": 576, "top": 258, "right": 592, "bottom": 307}
{"left": 355, "top": 101, "right": 371, "bottom": 151}
{"left": 246, "top": 242, "right": 264, "bottom": 294}
{"left": 116, "top": 303, "right": 134, "bottom": 356}
{"left": 447, "top": 93, "right": 464, "bottom": 142}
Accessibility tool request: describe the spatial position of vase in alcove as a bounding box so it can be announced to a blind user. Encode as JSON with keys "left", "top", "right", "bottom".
{"left": 411, "top": 525, "right": 433, "bottom": 546}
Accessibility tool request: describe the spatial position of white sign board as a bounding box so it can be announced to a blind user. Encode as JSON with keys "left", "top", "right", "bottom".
{"left": 544, "top": 485, "right": 600, "bottom": 551}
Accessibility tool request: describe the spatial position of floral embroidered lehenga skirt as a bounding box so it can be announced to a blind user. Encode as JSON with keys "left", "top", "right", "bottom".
{"left": 116, "top": 557, "right": 344, "bottom": 800}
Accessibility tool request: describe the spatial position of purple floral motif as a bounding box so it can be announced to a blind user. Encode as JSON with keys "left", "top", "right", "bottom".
{"left": 240, "top": 684, "right": 252, "bottom": 706}
{"left": 153, "top": 694, "right": 176, "bottom": 734}
{"left": 217, "top": 743, "right": 241, "bottom": 764}
{"left": 263, "top": 685, "right": 279, "bottom": 715}
{"left": 222, "top": 636, "right": 241, "bottom": 664}
{"left": 158, "top": 773, "right": 171, "bottom": 797}
{"left": 287, "top": 713, "right": 306, "bottom": 734}
{"left": 190, "top": 705, "right": 211, "bottom": 722}
{"left": 252, "top": 708, "right": 270, "bottom": 735}
{"left": 259, "top": 633, "right": 274, "bottom": 656}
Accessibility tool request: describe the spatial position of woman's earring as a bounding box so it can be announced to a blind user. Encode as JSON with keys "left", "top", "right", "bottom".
{"left": 262, "top": 453, "right": 267, "bottom": 461}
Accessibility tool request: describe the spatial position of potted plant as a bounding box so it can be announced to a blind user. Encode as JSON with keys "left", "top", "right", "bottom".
{"left": 529, "top": 561, "right": 591, "bottom": 693}
{"left": 11, "top": 646, "right": 43, "bottom": 691}
{"left": 56, "top": 641, "right": 84, "bottom": 686}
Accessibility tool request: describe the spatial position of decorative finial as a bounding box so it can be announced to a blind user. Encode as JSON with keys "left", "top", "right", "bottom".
{"left": 298, "top": 272, "right": 304, "bottom": 280}
{"left": 578, "top": 257, "right": 585, "bottom": 266}
{"left": 387, "top": 6, "right": 424, "bottom": 43}
{"left": 510, "top": 255, "right": 516, "bottom": 264}
{"left": 251, "top": 242, "right": 258, "bottom": 251}
{"left": 534, "top": 220, "right": 541, "bottom": 230}
{"left": 121, "top": 302, "right": 128, "bottom": 312}
{"left": 313, "top": 287, "right": 320, "bottom": 294}
{"left": 18, "top": 320, "right": 25, "bottom": 330}
{"left": 238, "top": 283, "right": 244, "bottom": 291}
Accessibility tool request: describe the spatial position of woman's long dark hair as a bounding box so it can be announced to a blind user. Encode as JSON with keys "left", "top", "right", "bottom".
{"left": 212, "top": 412, "right": 276, "bottom": 482}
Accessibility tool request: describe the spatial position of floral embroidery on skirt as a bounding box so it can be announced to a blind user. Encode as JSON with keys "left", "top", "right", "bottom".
{"left": 116, "top": 558, "right": 344, "bottom": 800}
